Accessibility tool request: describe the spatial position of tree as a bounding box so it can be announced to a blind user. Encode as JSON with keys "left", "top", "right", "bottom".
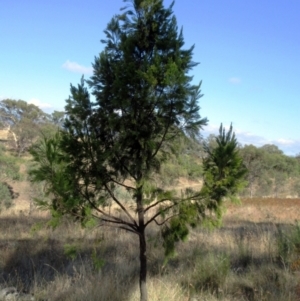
{"left": 50, "top": 111, "right": 65, "bottom": 127}
{"left": 202, "top": 124, "right": 247, "bottom": 207}
{"left": 239, "top": 145, "right": 265, "bottom": 197}
{"left": 0, "top": 99, "right": 49, "bottom": 155}
{"left": 0, "top": 145, "right": 20, "bottom": 210}
{"left": 29, "top": 1, "right": 247, "bottom": 300}
{"left": 37, "top": 111, "right": 66, "bottom": 141}
{"left": 239, "top": 143, "right": 300, "bottom": 197}
{"left": 203, "top": 133, "right": 218, "bottom": 153}
{"left": 260, "top": 144, "right": 283, "bottom": 155}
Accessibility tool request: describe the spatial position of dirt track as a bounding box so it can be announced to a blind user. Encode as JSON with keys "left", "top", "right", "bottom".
{"left": 225, "top": 198, "right": 300, "bottom": 224}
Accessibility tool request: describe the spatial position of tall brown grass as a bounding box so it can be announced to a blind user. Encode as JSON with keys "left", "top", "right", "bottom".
{"left": 1, "top": 199, "right": 300, "bottom": 300}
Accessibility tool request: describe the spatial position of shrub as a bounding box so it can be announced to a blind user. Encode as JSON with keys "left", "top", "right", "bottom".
{"left": 277, "top": 223, "right": 300, "bottom": 264}
{"left": 187, "top": 252, "right": 230, "bottom": 295}
{"left": 0, "top": 182, "right": 13, "bottom": 210}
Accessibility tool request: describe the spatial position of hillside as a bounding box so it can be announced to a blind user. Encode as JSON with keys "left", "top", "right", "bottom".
{"left": 2, "top": 136, "right": 300, "bottom": 215}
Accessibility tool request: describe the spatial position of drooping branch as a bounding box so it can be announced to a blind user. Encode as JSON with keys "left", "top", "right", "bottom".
{"left": 152, "top": 214, "right": 180, "bottom": 226}
{"left": 77, "top": 186, "right": 138, "bottom": 230}
{"left": 145, "top": 192, "right": 203, "bottom": 228}
{"left": 98, "top": 216, "right": 138, "bottom": 232}
{"left": 104, "top": 182, "right": 138, "bottom": 227}
{"left": 145, "top": 203, "right": 177, "bottom": 228}
{"left": 144, "top": 197, "right": 176, "bottom": 213}
{"left": 108, "top": 177, "right": 136, "bottom": 191}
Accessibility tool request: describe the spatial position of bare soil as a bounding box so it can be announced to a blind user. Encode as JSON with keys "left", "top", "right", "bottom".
{"left": 225, "top": 197, "right": 300, "bottom": 224}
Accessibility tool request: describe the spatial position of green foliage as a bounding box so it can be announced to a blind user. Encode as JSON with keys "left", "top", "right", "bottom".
{"left": 91, "top": 249, "right": 105, "bottom": 272}
{"left": 0, "top": 99, "right": 51, "bottom": 155}
{"left": 0, "top": 182, "right": 13, "bottom": 210}
{"left": 51, "top": 111, "right": 65, "bottom": 127}
{"left": 187, "top": 252, "right": 230, "bottom": 294}
{"left": 0, "top": 150, "right": 21, "bottom": 181}
{"left": 64, "top": 244, "right": 79, "bottom": 261}
{"left": 29, "top": 133, "right": 88, "bottom": 224}
{"left": 36, "top": 110, "right": 65, "bottom": 143}
{"left": 0, "top": 145, "right": 21, "bottom": 211}
{"left": 239, "top": 143, "right": 300, "bottom": 197}
{"left": 276, "top": 223, "right": 300, "bottom": 263}
{"left": 159, "top": 136, "right": 203, "bottom": 186}
{"left": 162, "top": 213, "right": 190, "bottom": 259}
{"left": 161, "top": 124, "right": 247, "bottom": 258}
{"left": 202, "top": 124, "right": 248, "bottom": 204}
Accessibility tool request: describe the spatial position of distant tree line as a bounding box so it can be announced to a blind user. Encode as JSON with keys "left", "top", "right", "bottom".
{"left": 239, "top": 144, "right": 300, "bottom": 198}
{"left": 1, "top": 99, "right": 299, "bottom": 199}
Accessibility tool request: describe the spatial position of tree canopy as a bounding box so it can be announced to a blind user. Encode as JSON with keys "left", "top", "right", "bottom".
{"left": 0, "top": 99, "right": 65, "bottom": 155}
{"left": 0, "top": 99, "right": 48, "bottom": 155}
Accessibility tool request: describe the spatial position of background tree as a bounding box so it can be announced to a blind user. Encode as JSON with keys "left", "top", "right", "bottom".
{"left": 0, "top": 99, "right": 49, "bottom": 155}
{"left": 38, "top": 110, "right": 65, "bottom": 140}
{"left": 50, "top": 111, "right": 65, "bottom": 127}
{"left": 203, "top": 133, "right": 218, "bottom": 154}
{"left": 0, "top": 145, "right": 20, "bottom": 210}
{"left": 29, "top": 1, "right": 247, "bottom": 300}
{"left": 260, "top": 144, "right": 284, "bottom": 155}
{"left": 239, "top": 145, "right": 265, "bottom": 197}
{"left": 239, "top": 144, "right": 300, "bottom": 197}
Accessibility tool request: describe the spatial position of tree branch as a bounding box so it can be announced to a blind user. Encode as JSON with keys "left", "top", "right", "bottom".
{"left": 144, "top": 197, "right": 175, "bottom": 213}
{"left": 145, "top": 203, "right": 177, "bottom": 228}
{"left": 104, "top": 183, "right": 138, "bottom": 227}
{"left": 95, "top": 218, "right": 139, "bottom": 234}
{"left": 78, "top": 186, "right": 138, "bottom": 230}
{"left": 98, "top": 216, "right": 138, "bottom": 231}
{"left": 153, "top": 213, "right": 180, "bottom": 226}
{"left": 108, "top": 177, "right": 136, "bottom": 191}
{"left": 145, "top": 192, "right": 204, "bottom": 228}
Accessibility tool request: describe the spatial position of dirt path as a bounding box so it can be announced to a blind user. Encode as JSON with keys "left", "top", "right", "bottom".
{"left": 225, "top": 198, "right": 300, "bottom": 224}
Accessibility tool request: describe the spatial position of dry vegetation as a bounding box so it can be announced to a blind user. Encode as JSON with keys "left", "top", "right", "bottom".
{"left": 1, "top": 195, "right": 300, "bottom": 301}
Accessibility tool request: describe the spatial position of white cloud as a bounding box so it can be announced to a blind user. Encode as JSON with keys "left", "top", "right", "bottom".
{"left": 273, "top": 138, "right": 300, "bottom": 155}
{"left": 228, "top": 77, "right": 241, "bottom": 84}
{"left": 0, "top": 96, "right": 12, "bottom": 101}
{"left": 62, "top": 60, "right": 93, "bottom": 75}
{"left": 275, "top": 138, "right": 295, "bottom": 146}
{"left": 28, "top": 98, "right": 52, "bottom": 109}
{"left": 203, "top": 124, "right": 220, "bottom": 134}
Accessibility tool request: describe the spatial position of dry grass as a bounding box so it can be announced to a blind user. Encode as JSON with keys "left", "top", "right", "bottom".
{"left": 1, "top": 198, "right": 300, "bottom": 300}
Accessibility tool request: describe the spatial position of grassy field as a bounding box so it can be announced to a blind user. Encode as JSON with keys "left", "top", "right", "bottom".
{"left": 1, "top": 197, "right": 300, "bottom": 300}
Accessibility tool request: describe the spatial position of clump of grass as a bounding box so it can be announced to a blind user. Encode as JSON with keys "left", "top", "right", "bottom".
{"left": 192, "top": 253, "right": 230, "bottom": 295}
{"left": 0, "top": 182, "right": 14, "bottom": 210}
{"left": 276, "top": 222, "right": 300, "bottom": 264}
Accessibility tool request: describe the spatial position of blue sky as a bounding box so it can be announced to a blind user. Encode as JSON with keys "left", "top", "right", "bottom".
{"left": 1, "top": 0, "right": 299, "bottom": 155}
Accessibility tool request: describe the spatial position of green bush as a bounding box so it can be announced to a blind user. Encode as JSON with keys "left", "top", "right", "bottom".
{"left": 0, "top": 182, "right": 13, "bottom": 210}
{"left": 276, "top": 223, "right": 300, "bottom": 264}
{"left": 187, "top": 252, "right": 230, "bottom": 294}
{"left": 0, "top": 151, "right": 21, "bottom": 181}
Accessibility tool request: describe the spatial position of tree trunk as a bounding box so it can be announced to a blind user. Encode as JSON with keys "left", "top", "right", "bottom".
{"left": 139, "top": 229, "right": 148, "bottom": 301}
{"left": 137, "top": 185, "right": 148, "bottom": 301}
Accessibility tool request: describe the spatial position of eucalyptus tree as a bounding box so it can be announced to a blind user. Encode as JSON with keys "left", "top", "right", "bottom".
{"left": 0, "top": 99, "right": 48, "bottom": 155}
{"left": 29, "top": 1, "right": 247, "bottom": 300}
